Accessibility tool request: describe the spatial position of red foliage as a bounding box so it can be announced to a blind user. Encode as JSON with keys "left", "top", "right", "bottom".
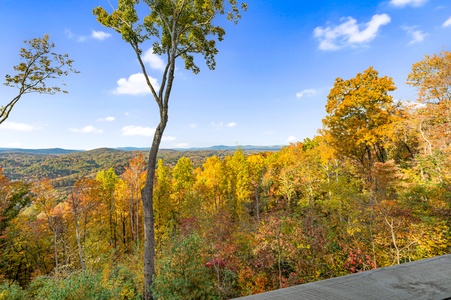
{"left": 343, "top": 249, "right": 376, "bottom": 273}
{"left": 205, "top": 257, "right": 226, "bottom": 269}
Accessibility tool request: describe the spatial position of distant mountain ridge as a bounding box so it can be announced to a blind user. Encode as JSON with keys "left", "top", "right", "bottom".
{"left": 0, "top": 148, "right": 82, "bottom": 155}
{"left": 0, "top": 145, "right": 284, "bottom": 188}
{"left": 0, "top": 145, "right": 283, "bottom": 155}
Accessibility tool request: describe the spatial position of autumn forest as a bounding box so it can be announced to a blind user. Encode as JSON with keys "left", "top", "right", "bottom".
{"left": 1, "top": 49, "right": 451, "bottom": 299}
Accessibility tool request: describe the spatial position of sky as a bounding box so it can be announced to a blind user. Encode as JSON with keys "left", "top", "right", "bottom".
{"left": 0, "top": 0, "right": 450, "bottom": 150}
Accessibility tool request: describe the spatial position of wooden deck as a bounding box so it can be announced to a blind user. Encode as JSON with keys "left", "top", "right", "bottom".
{"left": 235, "top": 255, "right": 451, "bottom": 300}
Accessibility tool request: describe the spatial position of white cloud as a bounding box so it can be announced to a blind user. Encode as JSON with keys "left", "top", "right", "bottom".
{"left": 121, "top": 125, "right": 155, "bottom": 137}
{"left": 390, "top": 0, "right": 428, "bottom": 7}
{"left": 211, "top": 122, "right": 236, "bottom": 128}
{"left": 92, "top": 30, "right": 111, "bottom": 40}
{"left": 402, "top": 26, "right": 428, "bottom": 44}
{"left": 65, "top": 28, "right": 87, "bottom": 42}
{"left": 66, "top": 28, "right": 111, "bottom": 42}
{"left": 443, "top": 17, "right": 451, "bottom": 28}
{"left": 70, "top": 125, "right": 103, "bottom": 134}
{"left": 296, "top": 89, "right": 318, "bottom": 99}
{"left": 113, "top": 73, "right": 160, "bottom": 95}
{"left": 98, "top": 116, "right": 115, "bottom": 122}
{"left": 287, "top": 136, "right": 298, "bottom": 143}
{"left": 65, "top": 28, "right": 75, "bottom": 39}
{"left": 176, "top": 143, "right": 189, "bottom": 148}
{"left": 189, "top": 123, "right": 197, "bottom": 128}
{"left": 163, "top": 136, "right": 176, "bottom": 141}
{"left": 0, "top": 121, "right": 40, "bottom": 132}
{"left": 142, "top": 48, "right": 165, "bottom": 71}
{"left": 314, "top": 14, "right": 391, "bottom": 51}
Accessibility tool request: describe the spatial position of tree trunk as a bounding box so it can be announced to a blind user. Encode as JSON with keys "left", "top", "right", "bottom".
{"left": 142, "top": 119, "right": 167, "bottom": 300}
{"left": 385, "top": 216, "right": 400, "bottom": 265}
{"left": 53, "top": 227, "right": 58, "bottom": 270}
{"left": 75, "top": 219, "right": 85, "bottom": 270}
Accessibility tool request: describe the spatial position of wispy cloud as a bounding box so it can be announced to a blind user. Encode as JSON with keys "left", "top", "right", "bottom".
{"left": 98, "top": 116, "right": 115, "bottom": 122}
{"left": 121, "top": 125, "right": 154, "bottom": 137}
{"left": 163, "top": 136, "right": 176, "bottom": 141}
{"left": 443, "top": 17, "right": 451, "bottom": 28}
{"left": 113, "top": 73, "right": 160, "bottom": 95}
{"left": 91, "top": 30, "right": 111, "bottom": 40}
{"left": 176, "top": 143, "right": 189, "bottom": 148}
{"left": 390, "top": 0, "right": 428, "bottom": 7}
{"left": 402, "top": 26, "right": 428, "bottom": 44}
{"left": 287, "top": 136, "right": 298, "bottom": 143}
{"left": 211, "top": 121, "right": 236, "bottom": 128}
{"left": 0, "top": 121, "right": 41, "bottom": 132}
{"left": 314, "top": 14, "right": 391, "bottom": 51}
{"left": 64, "top": 29, "right": 87, "bottom": 42}
{"left": 70, "top": 125, "right": 103, "bottom": 134}
{"left": 142, "top": 49, "right": 165, "bottom": 71}
{"left": 65, "top": 29, "right": 77, "bottom": 40}
{"left": 296, "top": 89, "right": 318, "bottom": 99}
{"left": 65, "top": 29, "right": 112, "bottom": 42}
{"left": 189, "top": 123, "right": 198, "bottom": 129}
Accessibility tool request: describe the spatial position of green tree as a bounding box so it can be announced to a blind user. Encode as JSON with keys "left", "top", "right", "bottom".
{"left": 93, "top": 1, "right": 246, "bottom": 297}
{"left": 152, "top": 233, "right": 216, "bottom": 300}
{"left": 1, "top": 35, "right": 78, "bottom": 124}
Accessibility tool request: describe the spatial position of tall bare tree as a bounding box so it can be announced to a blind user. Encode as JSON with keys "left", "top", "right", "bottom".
{"left": 93, "top": 0, "right": 246, "bottom": 298}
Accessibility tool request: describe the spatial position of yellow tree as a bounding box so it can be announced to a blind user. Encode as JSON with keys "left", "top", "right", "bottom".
{"left": 121, "top": 154, "right": 147, "bottom": 245}
{"left": 153, "top": 159, "right": 173, "bottom": 249}
{"left": 96, "top": 168, "right": 120, "bottom": 249}
{"left": 407, "top": 50, "right": 451, "bottom": 180}
{"left": 171, "top": 156, "right": 196, "bottom": 222}
{"left": 322, "top": 67, "right": 398, "bottom": 170}
{"left": 195, "top": 155, "right": 226, "bottom": 214}
{"left": 32, "top": 179, "right": 61, "bottom": 270}
{"left": 247, "top": 154, "right": 267, "bottom": 221}
{"left": 67, "top": 178, "right": 102, "bottom": 270}
{"left": 224, "top": 149, "right": 251, "bottom": 221}
{"left": 321, "top": 67, "right": 402, "bottom": 268}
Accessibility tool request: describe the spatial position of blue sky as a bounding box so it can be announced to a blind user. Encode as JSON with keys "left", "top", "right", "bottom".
{"left": 0, "top": 0, "right": 450, "bottom": 150}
